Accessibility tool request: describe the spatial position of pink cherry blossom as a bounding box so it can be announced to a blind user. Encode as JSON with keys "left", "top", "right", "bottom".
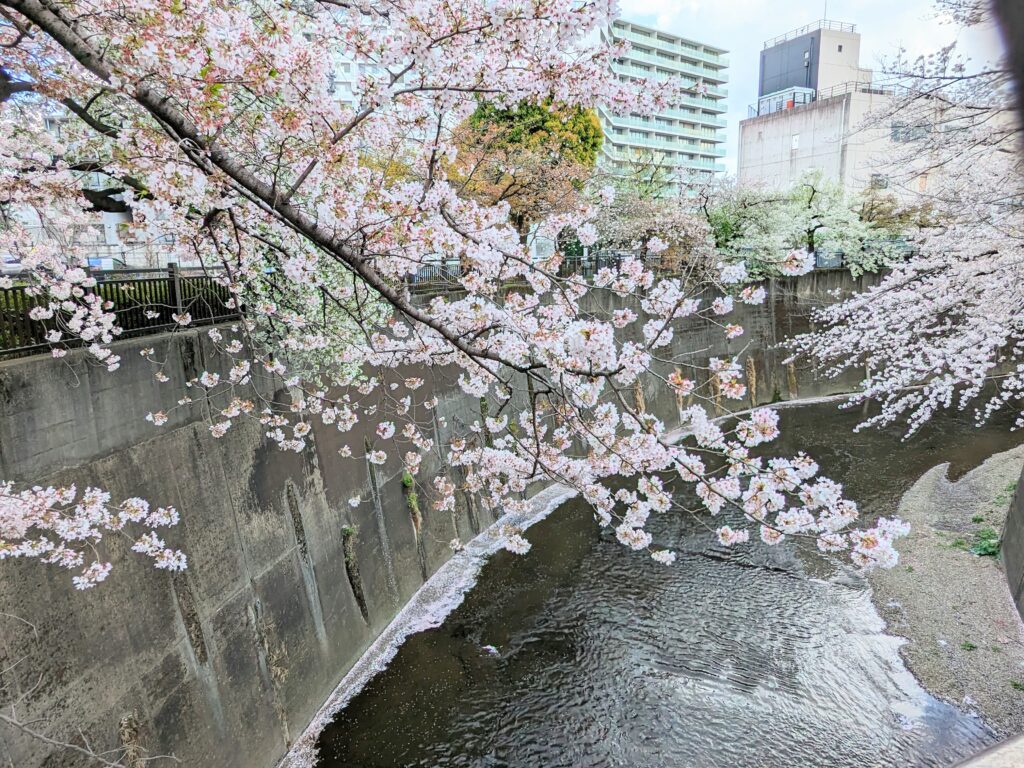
{"left": 0, "top": 0, "right": 911, "bottom": 589}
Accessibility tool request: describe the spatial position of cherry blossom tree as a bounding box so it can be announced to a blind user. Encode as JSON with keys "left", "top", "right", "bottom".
{"left": 587, "top": 184, "right": 717, "bottom": 280}
{"left": 604, "top": 148, "right": 679, "bottom": 199}
{"left": 0, "top": 0, "right": 908, "bottom": 588}
{"left": 697, "top": 173, "right": 905, "bottom": 279}
{"left": 789, "top": 0, "right": 1024, "bottom": 434}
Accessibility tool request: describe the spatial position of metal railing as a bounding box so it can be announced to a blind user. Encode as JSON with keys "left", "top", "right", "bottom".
{"left": 747, "top": 81, "right": 896, "bottom": 118}
{"left": 2, "top": 250, "right": 884, "bottom": 358}
{"left": 405, "top": 251, "right": 690, "bottom": 293}
{"left": 815, "top": 81, "right": 896, "bottom": 101}
{"left": 0, "top": 263, "right": 238, "bottom": 359}
{"left": 763, "top": 20, "right": 856, "bottom": 49}
{"left": 3, "top": 255, "right": 682, "bottom": 355}
{"left": 406, "top": 260, "right": 463, "bottom": 287}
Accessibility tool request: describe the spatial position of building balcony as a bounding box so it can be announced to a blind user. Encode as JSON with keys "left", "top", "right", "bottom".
{"left": 603, "top": 141, "right": 725, "bottom": 165}
{"left": 659, "top": 109, "right": 727, "bottom": 128}
{"left": 600, "top": 107, "right": 726, "bottom": 131}
{"left": 678, "top": 95, "right": 728, "bottom": 114}
{"left": 617, "top": 49, "right": 729, "bottom": 83}
{"left": 601, "top": 153, "right": 727, "bottom": 176}
{"left": 611, "top": 27, "right": 730, "bottom": 68}
{"left": 612, "top": 64, "right": 729, "bottom": 99}
{"left": 598, "top": 111, "right": 726, "bottom": 141}
{"left": 609, "top": 134, "right": 724, "bottom": 156}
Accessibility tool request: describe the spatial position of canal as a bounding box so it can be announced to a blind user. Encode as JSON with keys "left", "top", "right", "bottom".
{"left": 314, "top": 401, "right": 1024, "bottom": 768}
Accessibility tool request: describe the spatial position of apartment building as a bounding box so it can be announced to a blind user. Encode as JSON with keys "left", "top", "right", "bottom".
{"left": 329, "top": 57, "right": 389, "bottom": 110}
{"left": 598, "top": 19, "right": 729, "bottom": 194}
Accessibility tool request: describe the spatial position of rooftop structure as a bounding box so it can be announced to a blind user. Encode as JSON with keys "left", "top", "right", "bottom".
{"left": 738, "top": 20, "right": 899, "bottom": 194}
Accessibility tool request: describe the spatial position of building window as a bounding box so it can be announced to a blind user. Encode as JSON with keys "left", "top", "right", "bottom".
{"left": 891, "top": 122, "right": 931, "bottom": 142}
{"left": 838, "top": 44, "right": 843, "bottom": 52}
{"left": 44, "top": 117, "right": 65, "bottom": 139}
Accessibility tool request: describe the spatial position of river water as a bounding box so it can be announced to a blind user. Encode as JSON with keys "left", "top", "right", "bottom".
{"left": 314, "top": 402, "right": 1024, "bottom": 768}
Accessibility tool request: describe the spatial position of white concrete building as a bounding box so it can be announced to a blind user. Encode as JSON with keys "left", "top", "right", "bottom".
{"left": 598, "top": 19, "right": 729, "bottom": 193}
{"left": 738, "top": 20, "right": 897, "bottom": 194}
{"left": 329, "top": 57, "right": 390, "bottom": 110}
{"left": 7, "top": 116, "right": 181, "bottom": 269}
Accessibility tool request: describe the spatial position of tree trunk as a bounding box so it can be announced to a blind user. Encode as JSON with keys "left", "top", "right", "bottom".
{"left": 994, "top": 2, "right": 1024, "bottom": 129}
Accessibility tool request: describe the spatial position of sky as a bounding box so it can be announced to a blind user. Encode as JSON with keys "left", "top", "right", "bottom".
{"left": 618, "top": 0, "right": 1006, "bottom": 173}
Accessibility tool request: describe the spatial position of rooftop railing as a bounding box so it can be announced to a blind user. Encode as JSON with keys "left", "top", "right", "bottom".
{"left": 746, "top": 80, "right": 896, "bottom": 118}
{"left": 815, "top": 81, "right": 896, "bottom": 101}
{"left": 763, "top": 19, "right": 857, "bottom": 49}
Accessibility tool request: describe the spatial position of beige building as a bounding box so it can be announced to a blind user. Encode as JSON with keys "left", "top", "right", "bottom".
{"left": 738, "top": 20, "right": 897, "bottom": 194}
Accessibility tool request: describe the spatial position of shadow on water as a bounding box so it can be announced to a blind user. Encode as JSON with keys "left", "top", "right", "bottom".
{"left": 315, "top": 401, "right": 1024, "bottom": 768}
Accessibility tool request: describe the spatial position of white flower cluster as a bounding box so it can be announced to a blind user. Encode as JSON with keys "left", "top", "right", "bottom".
{"left": 0, "top": 484, "right": 186, "bottom": 589}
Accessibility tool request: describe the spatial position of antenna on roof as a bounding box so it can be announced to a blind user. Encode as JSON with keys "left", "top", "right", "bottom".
{"left": 824, "top": 1, "right": 828, "bottom": 19}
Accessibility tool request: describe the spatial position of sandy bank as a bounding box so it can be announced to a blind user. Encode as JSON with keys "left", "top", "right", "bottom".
{"left": 868, "top": 446, "right": 1024, "bottom": 737}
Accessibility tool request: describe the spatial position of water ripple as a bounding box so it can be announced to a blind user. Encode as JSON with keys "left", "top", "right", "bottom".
{"left": 314, "top": 404, "right": 1024, "bottom": 768}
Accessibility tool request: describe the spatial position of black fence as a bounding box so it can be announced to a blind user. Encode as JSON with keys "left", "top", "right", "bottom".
{"left": 2, "top": 249, "right": 881, "bottom": 359}
{"left": 404, "top": 251, "right": 674, "bottom": 292}
{"left": 556, "top": 251, "right": 681, "bottom": 279}
{"left": 0, "top": 264, "right": 238, "bottom": 359}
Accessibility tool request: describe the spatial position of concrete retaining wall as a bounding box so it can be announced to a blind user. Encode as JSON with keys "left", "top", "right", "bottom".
{"left": 1001, "top": 467, "right": 1024, "bottom": 617}
{"left": 0, "top": 271, "right": 872, "bottom": 768}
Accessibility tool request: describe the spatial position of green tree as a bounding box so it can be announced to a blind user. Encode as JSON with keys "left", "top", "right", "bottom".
{"left": 454, "top": 100, "right": 602, "bottom": 238}
{"left": 467, "top": 100, "right": 602, "bottom": 167}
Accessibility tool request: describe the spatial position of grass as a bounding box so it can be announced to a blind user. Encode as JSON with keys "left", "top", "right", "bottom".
{"left": 961, "top": 641, "right": 978, "bottom": 651}
{"left": 341, "top": 524, "right": 359, "bottom": 568}
{"left": 971, "top": 527, "right": 1001, "bottom": 557}
{"left": 972, "top": 514, "right": 986, "bottom": 524}
{"left": 994, "top": 480, "right": 1019, "bottom": 509}
{"left": 1011, "top": 680, "right": 1024, "bottom": 691}
{"left": 944, "top": 523, "right": 1001, "bottom": 557}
